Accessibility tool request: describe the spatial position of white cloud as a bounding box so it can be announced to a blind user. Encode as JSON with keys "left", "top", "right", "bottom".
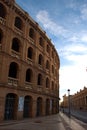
{"left": 80, "top": 4, "right": 87, "bottom": 20}
{"left": 60, "top": 43, "right": 87, "bottom": 56}
{"left": 67, "top": 1, "right": 87, "bottom": 21}
{"left": 36, "top": 10, "right": 68, "bottom": 37}
{"left": 64, "top": 44, "right": 87, "bottom": 53}
{"left": 68, "top": 35, "right": 79, "bottom": 42}
{"left": 59, "top": 63, "right": 87, "bottom": 99}
{"left": 81, "top": 35, "right": 87, "bottom": 42}
{"left": 59, "top": 44, "right": 87, "bottom": 74}
{"left": 65, "top": 0, "right": 78, "bottom": 10}
{"left": 59, "top": 43, "right": 87, "bottom": 98}
{"left": 68, "top": 31, "right": 87, "bottom": 43}
{"left": 36, "top": 10, "right": 87, "bottom": 45}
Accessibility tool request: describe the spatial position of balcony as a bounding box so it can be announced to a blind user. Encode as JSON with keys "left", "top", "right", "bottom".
{"left": 11, "top": 50, "right": 20, "bottom": 59}
{"left": 45, "top": 88, "right": 50, "bottom": 94}
{"left": 14, "top": 27, "right": 23, "bottom": 36}
{"left": 25, "top": 82, "right": 33, "bottom": 89}
{"left": 0, "top": 17, "right": 6, "bottom": 25}
{"left": 8, "top": 77, "right": 18, "bottom": 87}
{"left": 27, "top": 58, "right": 33, "bottom": 65}
{"left": 46, "top": 69, "right": 50, "bottom": 75}
{"left": 38, "top": 64, "right": 43, "bottom": 71}
{"left": 29, "top": 37, "right": 34, "bottom": 44}
{"left": 37, "top": 86, "right": 42, "bottom": 92}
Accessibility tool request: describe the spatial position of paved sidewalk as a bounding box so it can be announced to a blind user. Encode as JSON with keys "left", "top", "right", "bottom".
{"left": 0, "top": 114, "right": 65, "bottom": 130}
{"left": 71, "top": 109, "right": 87, "bottom": 123}
{"left": 62, "top": 108, "right": 87, "bottom": 123}
{"left": 60, "top": 112, "right": 87, "bottom": 130}
{"left": 0, "top": 113, "right": 87, "bottom": 130}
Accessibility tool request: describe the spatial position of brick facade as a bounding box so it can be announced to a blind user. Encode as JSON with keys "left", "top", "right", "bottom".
{"left": 0, "top": 0, "right": 60, "bottom": 120}
{"left": 61, "top": 87, "right": 87, "bottom": 111}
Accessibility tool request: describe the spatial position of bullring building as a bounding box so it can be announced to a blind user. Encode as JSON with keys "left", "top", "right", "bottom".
{"left": 0, "top": 0, "right": 60, "bottom": 120}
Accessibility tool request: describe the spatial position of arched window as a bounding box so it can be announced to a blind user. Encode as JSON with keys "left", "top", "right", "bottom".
{"left": 29, "top": 28, "right": 34, "bottom": 39}
{"left": 12, "top": 38, "right": 20, "bottom": 52}
{"left": 38, "top": 54, "right": 43, "bottom": 65}
{"left": 0, "top": 29, "right": 3, "bottom": 43}
{"left": 55, "top": 84, "right": 57, "bottom": 91}
{"left": 8, "top": 62, "right": 18, "bottom": 78}
{"left": 37, "top": 73, "right": 42, "bottom": 85}
{"left": 0, "top": 3, "right": 6, "bottom": 18}
{"left": 39, "top": 37, "right": 43, "bottom": 47}
{"left": 55, "top": 69, "right": 58, "bottom": 78}
{"left": 27, "top": 47, "right": 33, "bottom": 59}
{"left": 86, "top": 96, "right": 87, "bottom": 104}
{"left": 14, "top": 17, "right": 22, "bottom": 30}
{"left": 52, "top": 50, "right": 54, "bottom": 58}
{"left": 46, "top": 77, "right": 50, "bottom": 88}
{"left": 26, "top": 69, "right": 33, "bottom": 82}
{"left": 52, "top": 81, "right": 54, "bottom": 90}
{"left": 46, "top": 60, "right": 50, "bottom": 70}
{"left": 46, "top": 44, "right": 50, "bottom": 54}
{"left": 52, "top": 65, "right": 54, "bottom": 74}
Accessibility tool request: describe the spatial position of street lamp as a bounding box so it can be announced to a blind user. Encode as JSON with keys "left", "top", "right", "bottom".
{"left": 63, "top": 95, "right": 64, "bottom": 113}
{"left": 67, "top": 89, "right": 71, "bottom": 117}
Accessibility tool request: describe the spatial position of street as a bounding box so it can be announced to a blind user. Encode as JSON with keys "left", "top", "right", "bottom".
{"left": 61, "top": 108, "right": 87, "bottom": 123}
{"left": 60, "top": 112, "right": 87, "bottom": 130}
{"left": 0, "top": 112, "right": 87, "bottom": 130}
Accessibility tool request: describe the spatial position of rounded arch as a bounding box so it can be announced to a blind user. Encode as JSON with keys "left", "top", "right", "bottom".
{"left": 27, "top": 47, "right": 33, "bottom": 59}
{"left": 46, "top": 98, "right": 50, "bottom": 115}
{"left": 0, "top": 3, "right": 6, "bottom": 18}
{"left": 46, "top": 44, "right": 50, "bottom": 54}
{"left": 52, "top": 50, "right": 54, "bottom": 59}
{"left": 52, "top": 99, "right": 55, "bottom": 114}
{"left": 46, "top": 60, "right": 50, "bottom": 70}
{"left": 23, "top": 95, "right": 33, "bottom": 118}
{"left": 36, "top": 97, "right": 43, "bottom": 116}
{"left": 29, "top": 28, "right": 34, "bottom": 39}
{"left": 4, "top": 93, "right": 18, "bottom": 120}
{"left": 37, "top": 73, "right": 43, "bottom": 85}
{"left": 52, "top": 81, "right": 54, "bottom": 90}
{"left": 14, "top": 16, "right": 23, "bottom": 30}
{"left": 52, "top": 65, "right": 54, "bottom": 74}
{"left": 26, "top": 68, "right": 33, "bottom": 82}
{"left": 8, "top": 62, "right": 19, "bottom": 78}
{"left": 38, "top": 54, "right": 43, "bottom": 65}
{"left": 0, "top": 28, "right": 3, "bottom": 43}
{"left": 12, "top": 38, "right": 21, "bottom": 52}
{"left": 39, "top": 37, "right": 44, "bottom": 47}
{"left": 46, "top": 77, "right": 50, "bottom": 88}
{"left": 55, "top": 84, "right": 57, "bottom": 91}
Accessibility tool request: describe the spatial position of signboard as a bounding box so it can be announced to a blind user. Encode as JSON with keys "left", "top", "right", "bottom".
{"left": 18, "top": 96, "right": 24, "bottom": 111}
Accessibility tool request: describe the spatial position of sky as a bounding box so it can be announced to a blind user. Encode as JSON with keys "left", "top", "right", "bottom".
{"left": 16, "top": 0, "right": 87, "bottom": 100}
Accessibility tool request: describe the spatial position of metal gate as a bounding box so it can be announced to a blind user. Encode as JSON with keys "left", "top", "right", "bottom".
{"left": 23, "top": 96, "right": 31, "bottom": 118}
{"left": 36, "top": 97, "right": 42, "bottom": 116}
{"left": 46, "top": 99, "right": 50, "bottom": 115}
{"left": 4, "top": 93, "right": 16, "bottom": 120}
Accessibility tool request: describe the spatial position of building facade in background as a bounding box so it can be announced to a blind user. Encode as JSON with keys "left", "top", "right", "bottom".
{"left": 61, "top": 87, "right": 87, "bottom": 111}
{"left": 0, "top": 0, "right": 60, "bottom": 120}
{"left": 71, "top": 87, "right": 87, "bottom": 110}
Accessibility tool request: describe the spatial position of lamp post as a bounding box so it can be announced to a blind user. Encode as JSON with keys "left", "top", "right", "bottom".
{"left": 63, "top": 95, "right": 64, "bottom": 113}
{"left": 67, "top": 89, "right": 71, "bottom": 117}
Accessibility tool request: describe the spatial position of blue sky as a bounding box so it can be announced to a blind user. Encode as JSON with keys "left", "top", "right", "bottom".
{"left": 16, "top": 0, "right": 87, "bottom": 100}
